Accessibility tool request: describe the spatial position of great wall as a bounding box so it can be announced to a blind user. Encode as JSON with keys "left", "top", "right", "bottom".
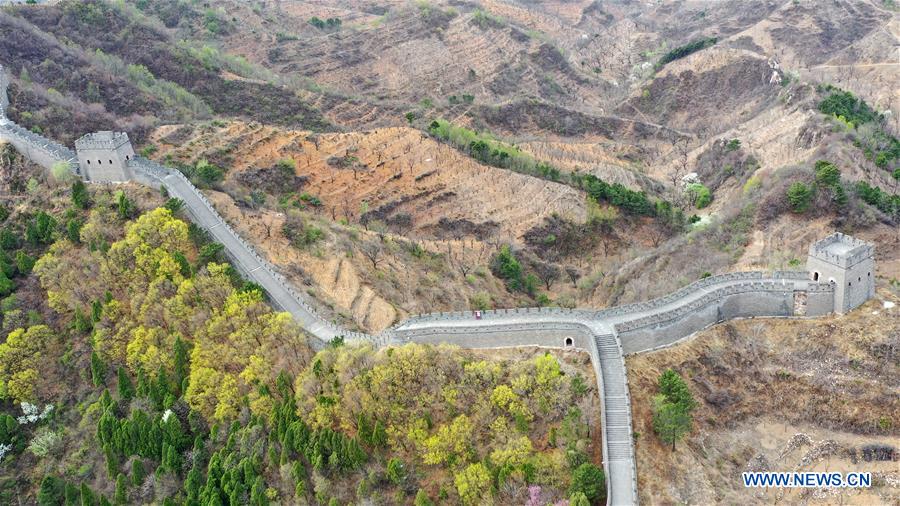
{"left": 0, "top": 64, "right": 877, "bottom": 505}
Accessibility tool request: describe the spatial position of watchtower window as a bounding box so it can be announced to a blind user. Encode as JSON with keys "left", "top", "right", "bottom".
{"left": 97, "top": 160, "right": 102, "bottom": 165}
{"left": 86, "top": 160, "right": 90, "bottom": 165}
{"left": 125, "top": 155, "right": 130, "bottom": 160}
{"left": 813, "top": 272, "right": 819, "bottom": 281}
{"left": 564, "top": 337, "right": 573, "bottom": 347}
{"left": 109, "top": 160, "right": 113, "bottom": 164}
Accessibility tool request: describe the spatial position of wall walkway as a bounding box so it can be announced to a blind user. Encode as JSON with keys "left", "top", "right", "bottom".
{"left": 129, "top": 157, "right": 377, "bottom": 348}
{"left": 0, "top": 119, "right": 79, "bottom": 173}
{"left": 1, "top": 69, "right": 849, "bottom": 504}
{"left": 390, "top": 274, "right": 832, "bottom": 505}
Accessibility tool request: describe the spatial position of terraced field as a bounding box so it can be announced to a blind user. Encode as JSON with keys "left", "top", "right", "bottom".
{"left": 151, "top": 123, "right": 588, "bottom": 240}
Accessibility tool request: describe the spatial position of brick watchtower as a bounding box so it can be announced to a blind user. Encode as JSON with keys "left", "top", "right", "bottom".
{"left": 74, "top": 131, "right": 136, "bottom": 183}
{"left": 807, "top": 232, "right": 875, "bottom": 314}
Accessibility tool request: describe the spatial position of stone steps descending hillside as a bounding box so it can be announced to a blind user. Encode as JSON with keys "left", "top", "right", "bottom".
{"left": 594, "top": 331, "right": 639, "bottom": 505}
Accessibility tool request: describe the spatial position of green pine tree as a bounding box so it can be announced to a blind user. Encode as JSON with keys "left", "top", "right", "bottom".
{"left": 136, "top": 369, "right": 150, "bottom": 399}
{"left": 184, "top": 466, "right": 202, "bottom": 500}
{"left": 79, "top": 482, "right": 94, "bottom": 506}
{"left": 73, "top": 307, "right": 92, "bottom": 333}
{"left": 64, "top": 482, "right": 80, "bottom": 506}
{"left": 414, "top": 489, "right": 434, "bottom": 506}
{"left": 652, "top": 395, "right": 692, "bottom": 451}
{"left": 153, "top": 366, "right": 170, "bottom": 408}
{"left": 132, "top": 459, "right": 146, "bottom": 487}
{"left": 117, "top": 367, "right": 134, "bottom": 402}
{"left": 66, "top": 219, "right": 83, "bottom": 243}
{"left": 569, "top": 463, "right": 606, "bottom": 503}
{"left": 72, "top": 180, "right": 90, "bottom": 209}
{"left": 103, "top": 445, "right": 119, "bottom": 477}
{"left": 91, "top": 300, "right": 103, "bottom": 322}
{"left": 371, "top": 420, "right": 387, "bottom": 448}
{"left": 99, "top": 390, "right": 113, "bottom": 410}
{"left": 90, "top": 351, "right": 106, "bottom": 387}
{"left": 114, "top": 474, "right": 127, "bottom": 505}
{"left": 250, "top": 476, "right": 267, "bottom": 506}
{"left": 657, "top": 369, "right": 696, "bottom": 410}
{"left": 37, "top": 476, "right": 65, "bottom": 506}
{"left": 386, "top": 458, "right": 404, "bottom": 485}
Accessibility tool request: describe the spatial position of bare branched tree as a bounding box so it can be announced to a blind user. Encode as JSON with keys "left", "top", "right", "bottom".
{"left": 565, "top": 266, "right": 581, "bottom": 287}
{"left": 389, "top": 212, "right": 413, "bottom": 236}
{"left": 669, "top": 138, "right": 692, "bottom": 205}
{"left": 448, "top": 244, "right": 472, "bottom": 278}
{"left": 533, "top": 261, "right": 561, "bottom": 290}
{"left": 370, "top": 220, "right": 388, "bottom": 242}
{"left": 361, "top": 241, "right": 383, "bottom": 269}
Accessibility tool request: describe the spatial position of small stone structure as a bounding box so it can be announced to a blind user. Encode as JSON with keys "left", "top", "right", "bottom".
{"left": 74, "top": 131, "right": 136, "bottom": 182}
{"left": 807, "top": 232, "right": 875, "bottom": 314}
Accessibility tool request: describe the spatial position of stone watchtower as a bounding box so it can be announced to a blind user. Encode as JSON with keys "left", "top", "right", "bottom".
{"left": 807, "top": 232, "right": 875, "bottom": 314}
{"left": 74, "top": 131, "right": 136, "bottom": 183}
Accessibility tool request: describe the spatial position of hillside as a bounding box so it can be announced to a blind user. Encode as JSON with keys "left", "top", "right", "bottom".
{"left": 42, "top": 0, "right": 898, "bottom": 331}
{"left": 0, "top": 152, "right": 603, "bottom": 504}
{"left": 150, "top": 123, "right": 588, "bottom": 240}
{"left": 627, "top": 293, "right": 900, "bottom": 504}
{"left": 0, "top": 0, "right": 331, "bottom": 144}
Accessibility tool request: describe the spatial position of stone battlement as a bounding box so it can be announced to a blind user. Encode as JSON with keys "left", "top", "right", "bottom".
{"left": 74, "top": 131, "right": 132, "bottom": 151}
{"left": 808, "top": 232, "right": 874, "bottom": 268}
{"left": 0, "top": 120, "right": 79, "bottom": 174}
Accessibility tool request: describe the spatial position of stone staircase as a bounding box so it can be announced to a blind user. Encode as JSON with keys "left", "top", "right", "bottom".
{"left": 594, "top": 332, "right": 639, "bottom": 505}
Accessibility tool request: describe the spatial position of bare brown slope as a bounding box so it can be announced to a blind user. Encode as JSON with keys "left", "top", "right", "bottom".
{"left": 619, "top": 49, "right": 781, "bottom": 136}
{"left": 150, "top": 123, "right": 588, "bottom": 240}
{"left": 242, "top": 5, "right": 609, "bottom": 110}
{"left": 627, "top": 295, "right": 900, "bottom": 505}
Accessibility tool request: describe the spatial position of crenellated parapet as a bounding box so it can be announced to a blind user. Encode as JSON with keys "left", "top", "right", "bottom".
{"left": 0, "top": 118, "right": 79, "bottom": 173}
{"left": 594, "top": 271, "right": 768, "bottom": 319}
{"left": 613, "top": 281, "right": 833, "bottom": 334}
{"left": 808, "top": 232, "right": 874, "bottom": 269}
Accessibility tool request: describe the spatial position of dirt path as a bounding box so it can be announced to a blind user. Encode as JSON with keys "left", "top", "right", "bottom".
{"left": 809, "top": 61, "right": 899, "bottom": 70}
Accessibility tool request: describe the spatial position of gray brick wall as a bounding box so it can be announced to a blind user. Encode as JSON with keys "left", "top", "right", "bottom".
{"left": 0, "top": 121, "right": 78, "bottom": 173}
{"left": 0, "top": 64, "right": 8, "bottom": 113}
